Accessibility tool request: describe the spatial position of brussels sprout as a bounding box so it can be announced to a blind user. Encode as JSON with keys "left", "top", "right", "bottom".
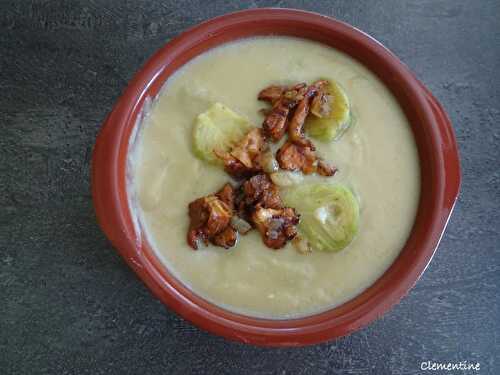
{"left": 192, "top": 102, "right": 253, "bottom": 163}
{"left": 284, "top": 184, "right": 359, "bottom": 252}
{"left": 306, "top": 80, "right": 351, "bottom": 142}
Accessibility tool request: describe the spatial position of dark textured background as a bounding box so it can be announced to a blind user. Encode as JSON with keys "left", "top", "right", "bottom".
{"left": 1, "top": 1, "right": 499, "bottom": 374}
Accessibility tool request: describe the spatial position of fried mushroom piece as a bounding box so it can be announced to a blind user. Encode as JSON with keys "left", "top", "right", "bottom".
{"left": 187, "top": 184, "right": 237, "bottom": 249}
{"left": 261, "top": 81, "right": 330, "bottom": 143}
{"left": 216, "top": 183, "right": 235, "bottom": 208}
{"left": 237, "top": 174, "right": 283, "bottom": 218}
{"left": 214, "top": 154, "right": 252, "bottom": 178}
{"left": 277, "top": 141, "right": 338, "bottom": 176}
{"left": 258, "top": 85, "right": 285, "bottom": 104}
{"left": 230, "top": 128, "right": 265, "bottom": 168}
{"left": 316, "top": 159, "right": 338, "bottom": 177}
{"left": 215, "top": 128, "right": 265, "bottom": 178}
{"left": 282, "top": 82, "right": 308, "bottom": 102}
{"left": 262, "top": 100, "right": 291, "bottom": 142}
{"left": 288, "top": 80, "right": 329, "bottom": 144}
{"left": 288, "top": 96, "right": 311, "bottom": 145}
{"left": 310, "top": 79, "right": 329, "bottom": 92}
{"left": 235, "top": 174, "right": 299, "bottom": 249}
{"left": 251, "top": 207, "right": 300, "bottom": 249}
{"left": 261, "top": 83, "right": 308, "bottom": 142}
{"left": 276, "top": 141, "right": 317, "bottom": 175}
{"left": 188, "top": 176, "right": 300, "bottom": 250}
{"left": 187, "top": 196, "right": 232, "bottom": 249}
{"left": 212, "top": 226, "right": 238, "bottom": 249}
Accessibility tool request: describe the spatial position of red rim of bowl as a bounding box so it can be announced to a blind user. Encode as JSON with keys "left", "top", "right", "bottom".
{"left": 91, "top": 8, "right": 461, "bottom": 346}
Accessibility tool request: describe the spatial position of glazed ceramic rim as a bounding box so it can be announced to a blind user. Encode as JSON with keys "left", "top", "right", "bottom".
{"left": 92, "top": 8, "right": 461, "bottom": 346}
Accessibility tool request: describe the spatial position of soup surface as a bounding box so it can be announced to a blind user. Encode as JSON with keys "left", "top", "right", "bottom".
{"left": 128, "top": 37, "right": 420, "bottom": 318}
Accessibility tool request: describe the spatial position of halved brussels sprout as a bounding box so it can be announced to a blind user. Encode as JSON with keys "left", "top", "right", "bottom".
{"left": 192, "top": 102, "right": 254, "bottom": 163}
{"left": 283, "top": 184, "right": 359, "bottom": 252}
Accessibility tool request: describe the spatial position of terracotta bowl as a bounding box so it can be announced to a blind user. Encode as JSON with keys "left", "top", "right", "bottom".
{"left": 92, "top": 8, "right": 461, "bottom": 346}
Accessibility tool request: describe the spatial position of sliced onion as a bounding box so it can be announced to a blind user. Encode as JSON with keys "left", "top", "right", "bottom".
{"left": 270, "top": 171, "right": 304, "bottom": 187}
{"left": 260, "top": 150, "right": 279, "bottom": 173}
{"left": 230, "top": 216, "right": 252, "bottom": 234}
{"left": 292, "top": 236, "right": 312, "bottom": 254}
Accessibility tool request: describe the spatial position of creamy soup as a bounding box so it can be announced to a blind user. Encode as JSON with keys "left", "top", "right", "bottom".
{"left": 128, "top": 37, "right": 420, "bottom": 318}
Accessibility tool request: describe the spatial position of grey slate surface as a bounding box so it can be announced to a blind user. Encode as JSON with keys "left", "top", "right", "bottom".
{"left": 1, "top": 1, "right": 499, "bottom": 374}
